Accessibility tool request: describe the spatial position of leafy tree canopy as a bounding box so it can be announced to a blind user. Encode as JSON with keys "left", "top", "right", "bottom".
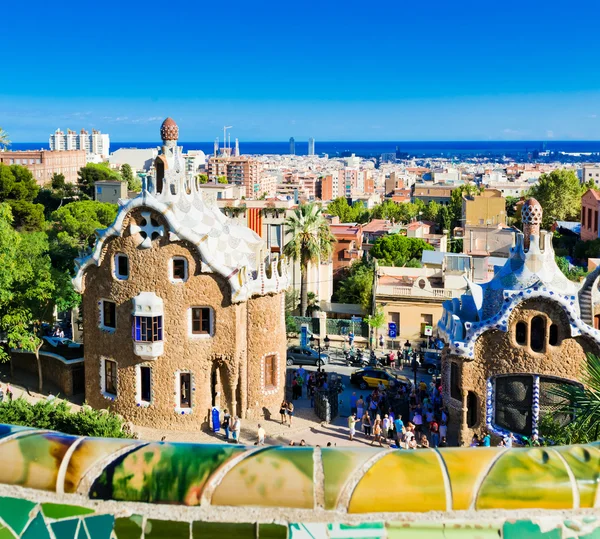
{"left": 335, "top": 261, "right": 374, "bottom": 311}
{"left": 369, "top": 234, "right": 434, "bottom": 266}
{"left": 120, "top": 163, "right": 141, "bottom": 192}
{"left": 326, "top": 197, "right": 370, "bottom": 223}
{"left": 197, "top": 173, "right": 209, "bottom": 184}
{"left": 77, "top": 163, "right": 122, "bottom": 198}
{"left": 217, "top": 175, "right": 228, "bottom": 184}
{"left": 0, "top": 164, "right": 45, "bottom": 230}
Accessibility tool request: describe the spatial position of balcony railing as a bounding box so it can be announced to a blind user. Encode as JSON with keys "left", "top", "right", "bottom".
{"left": 377, "top": 284, "right": 462, "bottom": 299}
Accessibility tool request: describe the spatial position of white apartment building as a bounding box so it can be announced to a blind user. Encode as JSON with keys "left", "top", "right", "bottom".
{"left": 49, "top": 129, "right": 110, "bottom": 159}
{"left": 109, "top": 148, "right": 159, "bottom": 172}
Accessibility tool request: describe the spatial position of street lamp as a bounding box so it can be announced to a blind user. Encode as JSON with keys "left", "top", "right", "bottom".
{"left": 310, "top": 335, "right": 322, "bottom": 373}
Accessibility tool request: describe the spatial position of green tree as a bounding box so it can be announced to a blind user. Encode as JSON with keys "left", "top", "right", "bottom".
{"left": 527, "top": 170, "right": 583, "bottom": 228}
{"left": 437, "top": 205, "right": 452, "bottom": 232}
{"left": 326, "top": 197, "right": 353, "bottom": 222}
{"left": 0, "top": 127, "right": 10, "bottom": 149}
{"left": 77, "top": 163, "right": 122, "bottom": 198}
{"left": 120, "top": 164, "right": 141, "bottom": 192}
{"left": 367, "top": 308, "right": 385, "bottom": 349}
{"left": 217, "top": 176, "right": 228, "bottom": 184}
{"left": 283, "top": 203, "right": 335, "bottom": 316}
{"left": 555, "top": 256, "right": 588, "bottom": 282}
{"left": 306, "top": 291, "right": 320, "bottom": 316}
{"left": 447, "top": 183, "right": 482, "bottom": 230}
{"left": 369, "top": 234, "right": 434, "bottom": 266}
{"left": 197, "top": 174, "right": 209, "bottom": 184}
{"left": 0, "top": 164, "right": 45, "bottom": 230}
{"left": 423, "top": 200, "right": 440, "bottom": 222}
{"left": 335, "top": 261, "right": 374, "bottom": 311}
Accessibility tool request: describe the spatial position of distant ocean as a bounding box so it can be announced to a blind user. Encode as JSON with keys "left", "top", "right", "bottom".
{"left": 8, "top": 140, "right": 600, "bottom": 158}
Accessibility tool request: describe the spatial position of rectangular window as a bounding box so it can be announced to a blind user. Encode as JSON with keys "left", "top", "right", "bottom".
{"left": 191, "top": 308, "right": 211, "bottom": 335}
{"left": 140, "top": 366, "right": 151, "bottom": 402}
{"left": 179, "top": 373, "right": 191, "bottom": 408}
{"left": 264, "top": 354, "right": 277, "bottom": 388}
{"left": 450, "top": 362, "right": 461, "bottom": 401}
{"left": 172, "top": 258, "right": 187, "bottom": 280}
{"left": 115, "top": 254, "right": 129, "bottom": 279}
{"left": 595, "top": 211, "right": 598, "bottom": 233}
{"left": 582, "top": 207, "right": 586, "bottom": 227}
{"left": 589, "top": 208, "right": 593, "bottom": 230}
{"left": 133, "top": 316, "right": 163, "bottom": 342}
{"left": 494, "top": 375, "right": 533, "bottom": 435}
{"left": 268, "top": 224, "right": 282, "bottom": 251}
{"left": 102, "top": 300, "right": 116, "bottom": 329}
{"left": 105, "top": 359, "right": 117, "bottom": 395}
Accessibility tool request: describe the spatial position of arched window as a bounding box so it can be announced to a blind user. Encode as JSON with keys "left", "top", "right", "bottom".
{"left": 549, "top": 324, "right": 559, "bottom": 346}
{"left": 515, "top": 321, "right": 527, "bottom": 345}
{"left": 467, "top": 391, "right": 478, "bottom": 428}
{"left": 530, "top": 316, "right": 546, "bottom": 352}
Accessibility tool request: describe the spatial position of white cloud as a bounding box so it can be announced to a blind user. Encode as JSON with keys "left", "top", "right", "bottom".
{"left": 546, "top": 130, "right": 555, "bottom": 138}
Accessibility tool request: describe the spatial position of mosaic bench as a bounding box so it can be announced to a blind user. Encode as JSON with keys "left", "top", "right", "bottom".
{"left": 0, "top": 424, "right": 597, "bottom": 538}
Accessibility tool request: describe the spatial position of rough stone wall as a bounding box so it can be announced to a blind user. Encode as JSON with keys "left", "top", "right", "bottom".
{"left": 81, "top": 209, "right": 285, "bottom": 430}
{"left": 11, "top": 352, "right": 76, "bottom": 397}
{"left": 443, "top": 297, "right": 600, "bottom": 445}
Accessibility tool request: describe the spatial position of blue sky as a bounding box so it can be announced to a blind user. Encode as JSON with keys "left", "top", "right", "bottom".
{"left": 2, "top": 0, "right": 600, "bottom": 141}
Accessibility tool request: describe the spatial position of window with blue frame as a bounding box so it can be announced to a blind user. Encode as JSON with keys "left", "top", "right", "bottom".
{"left": 133, "top": 316, "right": 163, "bottom": 342}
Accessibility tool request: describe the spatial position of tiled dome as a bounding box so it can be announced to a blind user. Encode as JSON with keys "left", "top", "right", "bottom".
{"left": 160, "top": 117, "right": 179, "bottom": 141}
{"left": 522, "top": 197, "right": 542, "bottom": 225}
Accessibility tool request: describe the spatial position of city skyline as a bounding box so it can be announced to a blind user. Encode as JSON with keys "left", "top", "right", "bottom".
{"left": 2, "top": 0, "right": 600, "bottom": 142}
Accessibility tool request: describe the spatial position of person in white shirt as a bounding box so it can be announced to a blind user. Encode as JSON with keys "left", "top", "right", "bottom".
{"left": 257, "top": 423, "right": 265, "bottom": 445}
{"left": 232, "top": 416, "right": 241, "bottom": 443}
{"left": 382, "top": 415, "right": 390, "bottom": 439}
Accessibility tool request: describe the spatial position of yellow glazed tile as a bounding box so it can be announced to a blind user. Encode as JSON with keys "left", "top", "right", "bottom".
{"left": 0, "top": 432, "right": 78, "bottom": 491}
{"left": 438, "top": 447, "right": 502, "bottom": 510}
{"left": 64, "top": 437, "right": 141, "bottom": 493}
{"left": 211, "top": 447, "right": 314, "bottom": 509}
{"left": 321, "top": 447, "right": 381, "bottom": 510}
{"left": 553, "top": 444, "right": 600, "bottom": 508}
{"left": 348, "top": 450, "right": 446, "bottom": 513}
{"left": 476, "top": 447, "right": 572, "bottom": 510}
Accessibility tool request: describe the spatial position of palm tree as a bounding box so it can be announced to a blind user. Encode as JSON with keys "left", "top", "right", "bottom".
{"left": 306, "top": 292, "right": 320, "bottom": 317}
{"left": 284, "top": 203, "right": 335, "bottom": 317}
{"left": 0, "top": 127, "right": 10, "bottom": 150}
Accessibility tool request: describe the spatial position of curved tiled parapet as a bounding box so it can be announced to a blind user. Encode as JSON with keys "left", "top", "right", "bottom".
{"left": 0, "top": 425, "right": 598, "bottom": 538}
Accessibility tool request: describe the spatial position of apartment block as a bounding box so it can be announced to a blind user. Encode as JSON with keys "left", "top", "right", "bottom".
{"left": 0, "top": 149, "right": 86, "bottom": 185}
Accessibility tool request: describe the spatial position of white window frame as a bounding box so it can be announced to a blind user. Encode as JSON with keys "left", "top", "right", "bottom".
{"left": 135, "top": 363, "right": 152, "bottom": 407}
{"left": 174, "top": 370, "right": 193, "bottom": 415}
{"left": 100, "top": 357, "right": 117, "bottom": 400}
{"left": 188, "top": 307, "right": 214, "bottom": 339}
{"left": 114, "top": 253, "right": 129, "bottom": 280}
{"left": 99, "top": 299, "right": 117, "bottom": 332}
{"left": 170, "top": 256, "right": 189, "bottom": 283}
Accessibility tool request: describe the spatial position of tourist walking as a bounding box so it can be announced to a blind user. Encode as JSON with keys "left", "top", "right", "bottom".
{"left": 231, "top": 416, "right": 241, "bottom": 443}
{"left": 356, "top": 395, "right": 364, "bottom": 420}
{"left": 257, "top": 423, "right": 266, "bottom": 445}
{"left": 362, "top": 411, "right": 372, "bottom": 438}
{"left": 286, "top": 401, "right": 294, "bottom": 427}
{"left": 350, "top": 392, "right": 358, "bottom": 415}
{"left": 348, "top": 413, "right": 357, "bottom": 441}
{"left": 430, "top": 417, "right": 440, "bottom": 448}
{"left": 279, "top": 400, "right": 288, "bottom": 425}
{"left": 222, "top": 408, "right": 231, "bottom": 441}
{"left": 370, "top": 415, "right": 384, "bottom": 447}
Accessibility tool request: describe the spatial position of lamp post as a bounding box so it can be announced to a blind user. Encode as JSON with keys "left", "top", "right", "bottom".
{"left": 310, "top": 335, "right": 322, "bottom": 373}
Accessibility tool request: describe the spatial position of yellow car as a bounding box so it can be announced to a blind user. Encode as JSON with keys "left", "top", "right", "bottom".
{"left": 351, "top": 367, "right": 412, "bottom": 390}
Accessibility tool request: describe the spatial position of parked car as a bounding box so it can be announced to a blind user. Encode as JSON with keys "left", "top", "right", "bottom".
{"left": 286, "top": 346, "right": 330, "bottom": 366}
{"left": 350, "top": 367, "right": 412, "bottom": 391}
{"left": 420, "top": 351, "right": 441, "bottom": 375}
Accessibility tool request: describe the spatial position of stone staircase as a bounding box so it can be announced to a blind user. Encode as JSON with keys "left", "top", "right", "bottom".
{"left": 578, "top": 268, "right": 600, "bottom": 326}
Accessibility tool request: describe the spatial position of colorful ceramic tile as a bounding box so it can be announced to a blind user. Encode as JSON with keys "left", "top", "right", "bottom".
{"left": 502, "top": 520, "right": 561, "bottom": 539}
{"left": 41, "top": 503, "right": 94, "bottom": 519}
{"left": 20, "top": 512, "right": 51, "bottom": 539}
{"left": 0, "top": 496, "right": 36, "bottom": 535}
{"left": 348, "top": 450, "right": 446, "bottom": 513}
{"left": 50, "top": 519, "right": 80, "bottom": 539}
{"left": 438, "top": 448, "right": 502, "bottom": 510}
{"left": 144, "top": 519, "right": 189, "bottom": 539}
{"left": 328, "top": 522, "right": 385, "bottom": 538}
{"left": 113, "top": 516, "right": 143, "bottom": 539}
{"left": 387, "top": 521, "right": 444, "bottom": 539}
{"left": 0, "top": 424, "right": 34, "bottom": 440}
{"left": 82, "top": 515, "right": 114, "bottom": 539}
{"left": 76, "top": 522, "right": 89, "bottom": 539}
{"left": 321, "top": 447, "right": 381, "bottom": 510}
{"left": 0, "top": 433, "right": 77, "bottom": 491}
{"left": 90, "top": 442, "right": 244, "bottom": 504}
{"left": 192, "top": 521, "right": 255, "bottom": 538}
{"left": 288, "top": 523, "right": 328, "bottom": 539}
{"left": 553, "top": 444, "right": 600, "bottom": 508}
{"left": 443, "top": 521, "right": 502, "bottom": 538}
{"left": 63, "top": 437, "right": 140, "bottom": 493}
{"left": 211, "top": 448, "right": 314, "bottom": 509}
{"left": 476, "top": 448, "right": 572, "bottom": 510}
{"left": 0, "top": 526, "right": 15, "bottom": 539}
{"left": 258, "top": 523, "right": 287, "bottom": 539}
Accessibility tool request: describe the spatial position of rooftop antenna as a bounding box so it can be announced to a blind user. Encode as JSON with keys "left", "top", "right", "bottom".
{"left": 223, "top": 126, "right": 232, "bottom": 150}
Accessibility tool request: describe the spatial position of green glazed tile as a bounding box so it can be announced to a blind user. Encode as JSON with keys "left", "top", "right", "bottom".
{"left": 288, "top": 523, "right": 328, "bottom": 539}
{"left": 259, "top": 523, "right": 287, "bottom": 539}
{"left": 321, "top": 447, "right": 380, "bottom": 510}
{"left": 50, "top": 519, "right": 80, "bottom": 539}
{"left": 21, "top": 512, "right": 51, "bottom": 539}
{"left": 443, "top": 521, "right": 502, "bottom": 538}
{"left": 82, "top": 515, "right": 114, "bottom": 539}
{"left": 503, "top": 520, "right": 561, "bottom": 539}
{"left": 328, "top": 522, "right": 385, "bottom": 538}
{"left": 0, "top": 497, "right": 36, "bottom": 535}
{"left": 553, "top": 444, "right": 600, "bottom": 508}
{"left": 0, "top": 526, "right": 15, "bottom": 539}
{"left": 0, "top": 433, "right": 78, "bottom": 491}
{"left": 77, "top": 522, "right": 89, "bottom": 539}
{"left": 90, "top": 442, "right": 245, "bottom": 505}
{"left": 581, "top": 529, "right": 600, "bottom": 539}
{"left": 477, "top": 448, "right": 572, "bottom": 510}
{"left": 387, "top": 522, "right": 444, "bottom": 539}
{"left": 41, "top": 503, "right": 94, "bottom": 519}
{"left": 145, "top": 519, "right": 189, "bottom": 539}
{"left": 211, "top": 447, "right": 314, "bottom": 509}
{"left": 192, "top": 521, "right": 255, "bottom": 538}
{"left": 114, "top": 516, "right": 143, "bottom": 539}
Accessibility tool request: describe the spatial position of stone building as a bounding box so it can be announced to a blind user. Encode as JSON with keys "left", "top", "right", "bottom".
{"left": 73, "top": 118, "right": 288, "bottom": 429}
{"left": 438, "top": 198, "right": 600, "bottom": 445}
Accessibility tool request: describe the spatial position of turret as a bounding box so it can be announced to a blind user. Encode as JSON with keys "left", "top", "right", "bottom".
{"left": 521, "top": 198, "right": 542, "bottom": 251}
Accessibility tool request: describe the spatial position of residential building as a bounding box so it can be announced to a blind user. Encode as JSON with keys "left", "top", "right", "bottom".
{"left": 94, "top": 180, "right": 128, "bottom": 204}
{"left": 289, "top": 137, "right": 295, "bottom": 155}
{"left": 581, "top": 189, "right": 600, "bottom": 241}
{"left": 462, "top": 226, "right": 516, "bottom": 258}
{"left": 330, "top": 223, "right": 363, "bottom": 277}
{"left": 462, "top": 189, "right": 507, "bottom": 227}
{"left": 374, "top": 257, "right": 470, "bottom": 346}
{"left": 72, "top": 118, "right": 288, "bottom": 429}
{"left": 207, "top": 154, "right": 262, "bottom": 198}
{"left": 50, "top": 128, "right": 110, "bottom": 159}
{"left": 108, "top": 148, "right": 159, "bottom": 172}
{"left": 433, "top": 168, "right": 461, "bottom": 183}
{"left": 0, "top": 149, "right": 86, "bottom": 185}
{"left": 581, "top": 164, "right": 600, "bottom": 185}
{"left": 308, "top": 138, "right": 315, "bottom": 156}
{"left": 413, "top": 183, "right": 459, "bottom": 205}
{"left": 438, "top": 198, "right": 600, "bottom": 445}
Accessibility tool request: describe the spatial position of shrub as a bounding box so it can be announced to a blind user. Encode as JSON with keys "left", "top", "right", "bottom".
{"left": 0, "top": 397, "right": 133, "bottom": 438}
